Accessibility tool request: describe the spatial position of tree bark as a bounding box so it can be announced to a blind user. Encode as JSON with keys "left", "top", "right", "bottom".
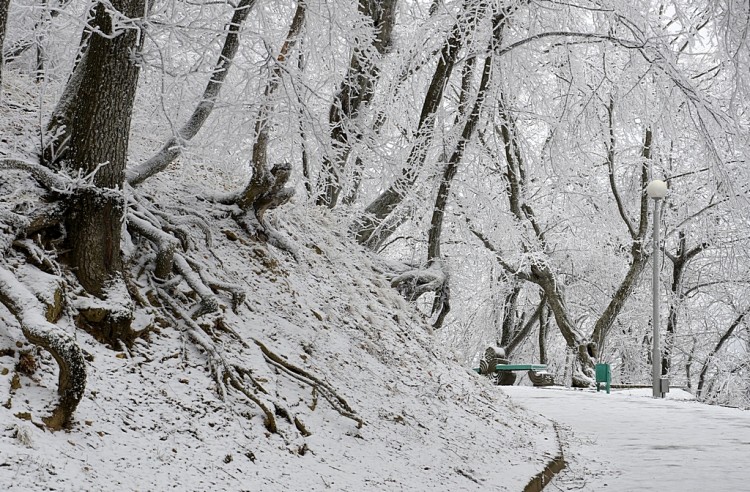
{"left": 499, "top": 284, "right": 521, "bottom": 347}
{"left": 538, "top": 301, "right": 550, "bottom": 365}
{"left": 0, "top": 0, "right": 10, "bottom": 90}
{"left": 505, "top": 293, "right": 546, "bottom": 357}
{"left": 44, "top": 0, "right": 144, "bottom": 296}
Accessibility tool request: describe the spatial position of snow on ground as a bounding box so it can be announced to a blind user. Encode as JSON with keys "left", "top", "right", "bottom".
{"left": 505, "top": 386, "right": 750, "bottom": 491}
{"left": 0, "top": 184, "right": 558, "bottom": 491}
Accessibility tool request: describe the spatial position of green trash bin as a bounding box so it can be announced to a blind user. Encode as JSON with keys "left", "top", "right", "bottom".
{"left": 595, "top": 363, "right": 611, "bottom": 394}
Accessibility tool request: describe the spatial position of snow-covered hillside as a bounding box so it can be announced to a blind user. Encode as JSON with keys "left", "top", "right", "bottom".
{"left": 0, "top": 176, "right": 558, "bottom": 491}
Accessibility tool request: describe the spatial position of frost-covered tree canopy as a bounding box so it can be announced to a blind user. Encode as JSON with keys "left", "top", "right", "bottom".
{"left": 0, "top": 0, "right": 749, "bottom": 488}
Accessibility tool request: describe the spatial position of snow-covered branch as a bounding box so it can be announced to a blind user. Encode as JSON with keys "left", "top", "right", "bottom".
{"left": 0, "top": 267, "right": 86, "bottom": 430}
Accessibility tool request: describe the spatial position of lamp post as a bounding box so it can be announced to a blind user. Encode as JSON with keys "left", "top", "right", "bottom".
{"left": 646, "top": 179, "right": 668, "bottom": 398}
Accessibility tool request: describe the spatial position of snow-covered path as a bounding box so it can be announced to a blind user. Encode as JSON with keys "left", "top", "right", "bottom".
{"left": 504, "top": 386, "right": 750, "bottom": 491}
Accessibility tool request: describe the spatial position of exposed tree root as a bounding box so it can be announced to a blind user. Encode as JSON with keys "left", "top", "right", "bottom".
{"left": 0, "top": 266, "right": 86, "bottom": 430}
{"left": 156, "top": 289, "right": 279, "bottom": 433}
{"left": 127, "top": 194, "right": 364, "bottom": 434}
{"left": 127, "top": 213, "right": 180, "bottom": 279}
{"left": 1, "top": 166, "right": 354, "bottom": 439}
{"left": 382, "top": 259, "right": 449, "bottom": 329}
{"left": 73, "top": 276, "right": 138, "bottom": 347}
{"left": 12, "top": 238, "right": 60, "bottom": 275}
{"left": 389, "top": 261, "right": 447, "bottom": 303}
{"left": 254, "top": 339, "right": 364, "bottom": 429}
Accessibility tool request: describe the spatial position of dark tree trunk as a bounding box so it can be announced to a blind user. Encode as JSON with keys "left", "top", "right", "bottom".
{"left": 538, "top": 301, "right": 550, "bottom": 365}
{"left": 0, "top": 0, "right": 10, "bottom": 89}
{"left": 505, "top": 294, "right": 546, "bottom": 358}
{"left": 499, "top": 285, "right": 521, "bottom": 347}
{"left": 44, "top": 0, "right": 144, "bottom": 296}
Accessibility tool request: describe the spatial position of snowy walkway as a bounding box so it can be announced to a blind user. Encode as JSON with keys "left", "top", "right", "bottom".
{"left": 504, "top": 386, "right": 750, "bottom": 491}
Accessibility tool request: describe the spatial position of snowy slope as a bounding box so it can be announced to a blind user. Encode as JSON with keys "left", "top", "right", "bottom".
{"left": 0, "top": 175, "right": 558, "bottom": 491}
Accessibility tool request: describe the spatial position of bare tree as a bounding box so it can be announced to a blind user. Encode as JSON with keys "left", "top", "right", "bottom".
{"left": 126, "top": 0, "right": 260, "bottom": 186}
{"left": 216, "top": 1, "right": 306, "bottom": 239}
{"left": 315, "top": 0, "right": 397, "bottom": 208}
{"left": 41, "top": 0, "right": 145, "bottom": 341}
{"left": 352, "top": 0, "right": 490, "bottom": 249}
{"left": 469, "top": 89, "right": 656, "bottom": 385}
{"left": 0, "top": 0, "right": 145, "bottom": 427}
{"left": 662, "top": 232, "right": 708, "bottom": 376}
{"left": 697, "top": 305, "right": 750, "bottom": 398}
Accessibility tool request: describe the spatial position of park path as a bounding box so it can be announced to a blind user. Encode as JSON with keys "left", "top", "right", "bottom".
{"left": 504, "top": 386, "right": 750, "bottom": 491}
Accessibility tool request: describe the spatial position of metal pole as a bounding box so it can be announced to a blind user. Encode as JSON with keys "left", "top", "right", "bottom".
{"left": 652, "top": 197, "right": 662, "bottom": 398}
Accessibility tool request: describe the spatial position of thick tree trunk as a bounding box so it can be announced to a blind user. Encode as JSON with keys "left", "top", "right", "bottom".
{"left": 44, "top": 0, "right": 143, "bottom": 295}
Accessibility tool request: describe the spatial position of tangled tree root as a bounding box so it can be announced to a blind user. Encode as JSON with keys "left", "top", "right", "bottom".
{"left": 127, "top": 190, "right": 362, "bottom": 437}
{"left": 2, "top": 160, "right": 358, "bottom": 436}
{"left": 254, "top": 339, "right": 364, "bottom": 429}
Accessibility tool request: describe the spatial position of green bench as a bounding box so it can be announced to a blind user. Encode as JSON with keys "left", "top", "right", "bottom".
{"left": 473, "top": 363, "right": 548, "bottom": 373}
{"left": 474, "top": 364, "right": 553, "bottom": 386}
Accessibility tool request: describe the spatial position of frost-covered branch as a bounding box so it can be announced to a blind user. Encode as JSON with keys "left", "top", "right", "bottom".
{"left": 126, "top": 0, "right": 259, "bottom": 186}
{"left": 604, "top": 95, "right": 637, "bottom": 239}
{"left": 0, "top": 158, "right": 69, "bottom": 191}
{"left": 315, "top": 0, "right": 398, "bottom": 208}
{"left": 466, "top": 222, "right": 529, "bottom": 281}
{"left": 697, "top": 305, "right": 750, "bottom": 398}
{"left": 352, "top": 3, "right": 488, "bottom": 248}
